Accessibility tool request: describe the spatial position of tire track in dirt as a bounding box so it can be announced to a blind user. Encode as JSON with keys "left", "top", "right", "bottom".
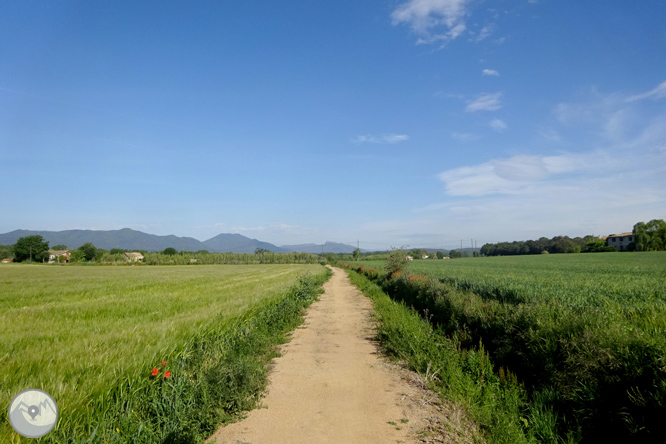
{"left": 208, "top": 266, "right": 476, "bottom": 444}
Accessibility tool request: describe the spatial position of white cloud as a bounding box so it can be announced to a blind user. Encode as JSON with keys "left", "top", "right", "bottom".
{"left": 465, "top": 92, "right": 502, "bottom": 112}
{"left": 475, "top": 25, "right": 493, "bottom": 42}
{"left": 438, "top": 153, "right": 590, "bottom": 196}
{"left": 626, "top": 80, "right": 666, "bottom": 102}
{"left": 356, "top": 85, "right": 666, "bottom": 246}
{"left": 482, "top": 69, "right": 500, "bottom": 76}
{"left": 451, "top": 132, "right": 480, "bottom": 141}
{"left": 353, "top": 134, "right": 409, "bottom": 144}
{"left": 490, "top": 118, "right": 507, "bottom": 131}
{"left": 392, "top": 0, "right": 471, "bottom": 44}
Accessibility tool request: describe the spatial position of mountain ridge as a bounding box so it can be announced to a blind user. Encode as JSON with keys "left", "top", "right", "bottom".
{"left": 0, "top": 228, "right": 363, "bottom": 254}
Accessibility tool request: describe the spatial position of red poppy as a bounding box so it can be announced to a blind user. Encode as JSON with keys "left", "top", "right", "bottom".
{"left": 162, "top": 361, "right": 167, "bottom": 367}
{"left": 164, "top": 371, "right": 171, "bottom": 378}
{"left": 151, "top": 368, "right": 159, "bottom": 376}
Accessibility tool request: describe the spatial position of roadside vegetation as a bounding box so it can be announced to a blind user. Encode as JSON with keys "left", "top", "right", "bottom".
{"left": 346, "top": 269, "right": 536, "bottom": 444}
{"left": 342, "top": 251, "right": 666, "bottom": 443}
{"left": 0, "top": 264, "right": 329, "bottom": 443}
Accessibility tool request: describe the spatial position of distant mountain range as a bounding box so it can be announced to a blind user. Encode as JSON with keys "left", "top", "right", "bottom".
{"left": 0, "top": 229, "right": 365, "bottom": 254}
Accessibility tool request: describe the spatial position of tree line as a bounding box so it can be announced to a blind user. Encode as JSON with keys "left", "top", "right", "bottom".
{"left": 0, "top": 236, "right": 324, "bottom": 264}
{"left": 480, "top": 219, "right": 666, "bottom": 256}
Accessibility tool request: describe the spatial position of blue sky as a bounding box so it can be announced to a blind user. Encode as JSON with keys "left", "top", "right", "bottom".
{"left": 1, "top": 0, "right": 665, "bottom": 250}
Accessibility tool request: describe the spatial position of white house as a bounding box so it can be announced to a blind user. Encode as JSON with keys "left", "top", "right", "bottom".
{"left": 605, "top": 232, "right": 634, "bottom": 251}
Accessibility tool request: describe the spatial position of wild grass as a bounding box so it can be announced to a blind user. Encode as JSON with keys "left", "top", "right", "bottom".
{"left": 346, "top": 269, "right": 535, "bottom": 444}
{"left": 348, "top": 253, "right": 666, "bottom": 443}
{"left": 0, "top": 264, "right": 328, "bottom": 442}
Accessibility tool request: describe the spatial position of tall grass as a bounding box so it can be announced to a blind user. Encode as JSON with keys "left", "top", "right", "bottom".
{"left": 0, "top": 264, "right": 328, "bottom": 442}
{"left": 348, "top": 253, "right": 666, "bottom": 443}
{"left": 345, "top": 269, "right": 539, "bottom": 444}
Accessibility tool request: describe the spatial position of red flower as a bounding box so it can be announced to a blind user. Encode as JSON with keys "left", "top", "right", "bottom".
{"left": 162, "top": 361, "right": 167, "bottom": 367}
{"left": 164, "top": 371, "right": 171, "bottom": 378}
{"left": 483, "top": 303, "right": 486, "bottom": 306}
{"left": 151, "top": 368, "right": 159, "bottom": 376}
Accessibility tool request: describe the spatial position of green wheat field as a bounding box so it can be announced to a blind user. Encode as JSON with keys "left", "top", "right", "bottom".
{"left": 0, "top": 264, "right": 326, "bottom": 442}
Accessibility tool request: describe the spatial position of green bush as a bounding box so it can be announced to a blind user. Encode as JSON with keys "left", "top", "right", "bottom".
{"left": 385, "top": 247, "right": 409, "bottom": 276}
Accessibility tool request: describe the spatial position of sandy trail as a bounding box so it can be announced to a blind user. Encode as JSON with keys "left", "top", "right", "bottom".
{"left": 208, "top": 266, "right": 464, "bottom": 444}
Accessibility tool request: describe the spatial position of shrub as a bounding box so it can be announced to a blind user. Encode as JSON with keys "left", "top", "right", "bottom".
{"left": 385, "top": 247, "right": 409, "bottom": 276}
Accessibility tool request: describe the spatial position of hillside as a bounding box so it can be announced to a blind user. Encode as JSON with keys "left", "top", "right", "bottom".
{"left": 202, "top": 233, "right": 289, "bottom": 253}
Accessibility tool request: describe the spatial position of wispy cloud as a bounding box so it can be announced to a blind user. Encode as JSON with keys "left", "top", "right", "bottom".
{"left": 626, "top": 80, "right": 666, "bottom": 102}
{"left": 490, "top": 118, "right": 507, "bottom": 131}
{"left": 451, "top": 132, "right": 480, "bottom": 141}
{"left": 475, "top": 25, "right": 493, "bottom": 42}
{"left": 482, "top": 69, "right": 499, "bottom": 76}
{"left": 438, "top": 153, "right": 590, "bottom": 196}
{"left": 391, "top": 0, "right": 471, "bottom": 45}
{"left": 465, "top": 92, "right": 502, "bottom": 112}
{"left": 421, "top": 86, "right": 666, "bottom": 242}
{"left": 353, "top": 134, "right": 410, "bottom": 144}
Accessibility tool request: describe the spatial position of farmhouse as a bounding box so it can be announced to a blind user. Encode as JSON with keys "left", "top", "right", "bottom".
{"left": 605, "top": 232, "right": 634, "bottom": 251}
{"left": 48, "top": 250, "right": 71, "bottom": 263}
{"left": 406, "top": 255, "right": 414, "bottom": 261}
{"left": 124, "top": 252, "right": 144, "bottom": 262}
{"left": 1, "top": 258, "right": 12, "bottom": 263}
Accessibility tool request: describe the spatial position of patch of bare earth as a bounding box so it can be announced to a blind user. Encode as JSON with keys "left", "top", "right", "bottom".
{"left": 208, "top": 266, "right": 483, "bottom": 444}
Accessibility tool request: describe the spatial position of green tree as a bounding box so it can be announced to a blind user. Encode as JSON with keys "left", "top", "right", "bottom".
{"left": 352, "top": 248, "right": 360, "bottom": 261}
{"left": 634, "top": 219, "right": 666, "bottom": 251}
{"left": 79, "top": 242, "right": 98, "bottom": 261}
{"left": 70, "top": 249, "right": 86, "bottom": 262}
{"left": 13, "top": 235, "right": 50, "bottom": 262}
{"left": 255, "top": 248, "right": 268, "bottom": 254}
{"left": 163, "top": 247, "right": 177, "bottom": 255}
{"left": 386, "top": 247, "right": 409, "bottom": 275}
{"left": 646, "top": 219, "right": 666, "bottom": 251}
{"left": 51, "top": 244, "right": 68, "bottom": 250}
{"left": 633, "top": 222, "right": 649, "bottom": 251}
{"left": 0, "top": 245, "right": 12, "bottom": 260}
{"left": 436, "top": 251, "right": 444, "bottom": 259}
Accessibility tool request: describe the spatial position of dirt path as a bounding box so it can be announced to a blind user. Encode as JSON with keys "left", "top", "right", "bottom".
{"left": 208, "top": 266, "right": 472, "bottom": 444}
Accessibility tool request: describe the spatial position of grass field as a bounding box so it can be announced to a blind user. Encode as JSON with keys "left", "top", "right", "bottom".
{"left": 351, "top": 252, "right": 666, "bottom": 443}
{"left": 0, "top": 264, "right": 327, "bottom": 442}
{"left": 401, "top": 252, "right": 666, "bottom": 306}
